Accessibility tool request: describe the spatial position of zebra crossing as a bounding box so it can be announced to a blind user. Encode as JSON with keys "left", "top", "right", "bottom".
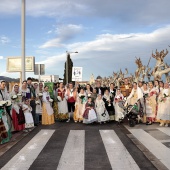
{"left": 0, "top": 125, "right": 170, "bottom": 170}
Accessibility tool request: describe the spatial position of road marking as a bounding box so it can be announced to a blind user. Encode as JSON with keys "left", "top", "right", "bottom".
{"left": 1, "top": 130, "right": 55, "bottom": 170}
{"left": 158, "top": 127, "right": 170, "bottom": 136}
{"left": 130, "top": 129, "right": 170, "bottom": 169}
{"left": 100, "top": 130, "right": 140, "bottom": 170}
{"left": 57, "top": 130, "right": 85, "bottom": 170}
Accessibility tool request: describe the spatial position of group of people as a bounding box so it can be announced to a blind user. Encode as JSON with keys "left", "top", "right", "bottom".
{"left": 0, "top": 77, "right": 170, "bottom": 145}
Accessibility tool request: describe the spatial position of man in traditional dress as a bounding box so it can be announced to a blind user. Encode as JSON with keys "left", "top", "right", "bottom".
{"left": 65, "top": 82, "right": 77, "bottom": 122}
{"left": 27, "top": 77, "right": 37, "bottom": 126}
{"left": 0, "top": 80, "right": 12, "bottom": 144}
{"left": 120, "top": 78, "right": 132, "bottom": 97}
{"left": 95, "top": 82, "right": 105, "bottom": 96}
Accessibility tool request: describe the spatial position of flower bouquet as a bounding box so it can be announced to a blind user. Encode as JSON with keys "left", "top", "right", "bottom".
{"left": 49, "top": 99, "right": 53, "bottom": 103}
{"left": 57, "top": 96, "right": 62, "bottom": 102}
{"left": 11, "top": 95, "right": 18, "bottom": 100}
{"left": 79, "top": 94, "right": 85, "bottom": 104}
{"left": 160, "top": 93, "right": 169, "bottom": 102}
{"left": 150, "top": 91, "right": 156, "bottom": 97}
{"left": 35, "top": 100, "right": 40, "bottom": 105}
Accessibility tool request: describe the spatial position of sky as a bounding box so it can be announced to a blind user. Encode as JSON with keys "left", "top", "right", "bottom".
{"left": 0, "top": 0, "right": 170, "bottom": 81}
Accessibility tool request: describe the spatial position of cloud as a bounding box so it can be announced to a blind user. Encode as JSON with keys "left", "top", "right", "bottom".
{"left": 1, "top": 0, "right": 170, "bottom": 26}
{"left": 40, "top": 24, "right": 83, "bottom": 48}
{"left": 0, "top": 56, "right": 3, "bottom": 60}
{"left": 0, "top": 36, "right": 10, "bottom": 44}
{"left": 38, "top": 25, "right": 170, "bottom": 80}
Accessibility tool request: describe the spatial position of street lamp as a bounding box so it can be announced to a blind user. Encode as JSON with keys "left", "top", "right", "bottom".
{"left": 66, "top": 51, "right": 78, "bottom": 85}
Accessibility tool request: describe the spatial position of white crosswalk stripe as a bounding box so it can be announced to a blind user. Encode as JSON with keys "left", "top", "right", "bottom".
{"left": 57, "top": 130, "right": 85, "bottom": 170}
{"left": 2, "top": 128, "right": 169, "bottom": 170}
{"left": 1, "top": 130, "right": 55, "bottom": 170}
{"left": 100, "top": 130, "right": 140, "bottom": 170}
{"left": 130, "top": 128, "right": 170, "bottom": 169}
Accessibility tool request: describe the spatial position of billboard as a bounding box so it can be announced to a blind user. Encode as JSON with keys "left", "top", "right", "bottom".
{"left": 6, "top": 57, "right": 35, "bottom": 72}
{"left": 72, "top": 67, "right": 83, "bottom": 81}
{"left": 40, "top": 75, "right": 59, "bottom": 82}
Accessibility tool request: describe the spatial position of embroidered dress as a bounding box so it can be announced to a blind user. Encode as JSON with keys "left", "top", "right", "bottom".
{"left": 103, "top": 94, "right": 115, "bottom": 120}
{"left": 22, "top": 104, "right": 34, "bottom": 128}
{"left": 74, "top": 92, "right": 87, "bottom": 122}
{"left": 146, "top": 88, "right": 157, "bottom": 122}
{"left": 42, "top": 91, "right": 55, "bottom": 125}
{"left": 157, "top": 89, "right": 170, "bottom": 121}
{"left": 95, "top": 98, "right": 110, "bottom": 122}
{"left": 83, "top": 102, "right": 97, "bottom": 124}
{"left": 114, "top": 94, "right": 125, "bottom": 122}
{"left": 56, "top": 88, "right": 68, "bottom": 120}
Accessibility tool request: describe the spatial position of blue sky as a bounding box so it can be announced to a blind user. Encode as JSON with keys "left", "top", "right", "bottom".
{"left": 0, "top": 0, "right": 170, "bottom": 81}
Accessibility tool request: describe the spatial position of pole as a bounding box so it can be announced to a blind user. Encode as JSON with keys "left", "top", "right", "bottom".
{"left": 21, "top": 0, "right": 26, "bottom": 82}
{"left": 66, "top": 52, "right": 68, "bottom": 85}
{"left": 38, "top": 64, "right": 41, "bottom": 82}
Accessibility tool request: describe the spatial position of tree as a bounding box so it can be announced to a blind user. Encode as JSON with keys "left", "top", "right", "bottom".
{"left": 63, "top": 53, "right": 73, "bottom": 85}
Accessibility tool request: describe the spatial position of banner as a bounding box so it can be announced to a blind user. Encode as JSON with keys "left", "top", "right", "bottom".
{"left": 72, "top": 67, "right": 83, "bottom": 81}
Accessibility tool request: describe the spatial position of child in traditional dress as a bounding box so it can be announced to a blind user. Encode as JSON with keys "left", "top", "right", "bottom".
{"left": 95, "top": 94, "right": 110, "bottom": 124}
{"left": 22, "top": 98, "right": 34, "bottom": 132}
{"left": 114, "top": 89, "right": 125, "bottom": 122}
{"left": 83, "top": 97, "right": 97, "bottom": 124}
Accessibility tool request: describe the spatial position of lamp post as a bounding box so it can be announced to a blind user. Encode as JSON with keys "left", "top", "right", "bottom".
{"left": 21, "top": 0, "right": 26, "bottom": 82}
{"left": 66, "top": 51, "right": 78, "bottom": 85}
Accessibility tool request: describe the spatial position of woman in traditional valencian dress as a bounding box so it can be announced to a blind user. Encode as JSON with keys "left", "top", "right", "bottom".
{"left": 42, "top": 86, "right": 55, "bottom": 125}
{"left": 74, "top": 88, "right": 87, "bottom": 123}
{"left": 103, "top": 89, "right": 115, "bottom": 121}
{"left": 85, "top": 84, "right": 93, "bottom": 97}
{"left": 157, "top": 83, "right": 170, "bottom": 127}
{"left": 114, "top": 89, "right": 125, "bottom": 122}
{"left": 10, "top": 84, "right": 25, "bottom": 131}
{"left": 145, "top": 81, "right": 157, "bottom": 125}
{"left": 95, "top": 94, "right": 110, "bottom": 124}
{"left": 20, "top": 80, "right": 29, "bottom": 101}
{"left": 0, "top": 80, "right": 12, "bottom": 144}
{"left": 83, "top": 97, "right": 97, "bottom": 124}
{"left": 57, "top": 82, "right": 68, "bottom": 121}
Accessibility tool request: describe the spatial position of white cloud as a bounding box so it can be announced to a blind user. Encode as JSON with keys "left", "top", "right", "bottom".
{"left": 0, "top": 56, "right": 3, "bottom": 60}
{"left": 38, "top": 25, "right": 170, "bottom": 80}
{"left": 0, "top": 36, "right": 10, "bottom": 44}
{"left": 40, "top": 24, "right": 83, "bottom": 48}
{"left": 0, "top": 0, "right": 170, "bottom": 26}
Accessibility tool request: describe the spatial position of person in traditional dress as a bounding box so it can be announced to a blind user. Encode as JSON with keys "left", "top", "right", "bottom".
{"left": 0, "top": 80, "right": 12, "bottom": 144}
{"left": 114, "top": 89, "right": 125, "bottom": 122}
{"left": 103, "top": 89, "right": 115, "bottom": 121}
{"left": 120, "top": 78, "right": 132, "bottom": 97}
{"left": 20, "top": 80, "right": 29, "bottom": 101}
{"left": 57, "top": 82, "right": 68, "bottom": 121}
{"left": 85, "top": 84, "right": 93, "bottom": 96}
{"left": 157, "top": 82, "right": 170, "bottom": 126}
{"left": 35, "top": 93, "right": 43, "bottom": 125}
{"left": 109, "top": 83, "right": 116, "bottom": 99}
{"left": 27, "top": 77, "right": 37, "bottom": 126}
{"left": 125, "top": 82, "right": 143, "bottom": 106}
{"left": 95, "top": 94, "right": 110, "bottom": 124}
{"left": 65, "top": 82, "right": 77, "bottom": 122}
{"left": 42, "top": 86, "right": 55, "bottom": 125}
{"left": 95, "top": 82, "right": 105, "bottom": 95}
{"left": 91, "top": 88, "right": 97, "bottom": 102}
{"left": 10, "top": 84, "right": 25, "bottom": 132}
{"left": 74, "top": 88, "right": 87, "bottom": 123}
{"left": 22, "top": 98, "right": 34, "bottom": 132}
{"left": 159, "top": 81, "right": 164, "bottom": 92}
{"left": 83, "top": 97, "right": 97, "bottom": 124}
{"left": 39, "top": 82, "right": 44, "bottom": 93}
{"left": 154, "top": 80, "right": 160, "bottom": 93}
{"left": 145, "top": 81, "right": 157, "bottom": 125}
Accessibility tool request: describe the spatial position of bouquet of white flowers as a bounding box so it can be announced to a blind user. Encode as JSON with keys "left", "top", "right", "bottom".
{"left": 35, "top": 100, "right": 40, "bottom": 105}
{"left": 57, "top": 96, "right": 62, "bottom": 102}
{"left": 49, "top": 99, "right": 53, "bottom": 103}
{"left": 11, "top": 95, "right": 18, "bottom": 100}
